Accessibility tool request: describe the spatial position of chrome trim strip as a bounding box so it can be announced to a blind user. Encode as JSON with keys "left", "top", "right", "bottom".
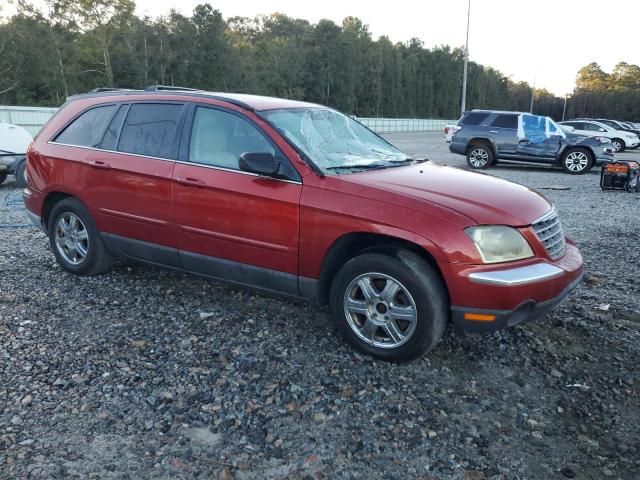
{"left": 46, "top": 141, "right": 303, "bottom": 185}
{"left": 469, "top": 262, "right": 564, "bottom": 286}
{"left": 179, "top": 224, "right": 294, "bottom": 253}
{"left": 532, "top": 206, "right": 556, "bottom": 225}
{"left": 98, "top": 207, "right": 168, "bottom": 226}
{"left": 173, "top": 159, "right": 302, "bottom": 184}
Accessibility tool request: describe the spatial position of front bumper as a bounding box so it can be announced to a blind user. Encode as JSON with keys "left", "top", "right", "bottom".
{"left": 444, "top": 242, "right": 584, "bottom": 336}
{"left": 451, "top": 272, "right": 583, "bottom": 335}
{"left": 0, "top": 154, "right": 24, "bottom": 174}
{"left": 594, "top": 145, "right": 614, "bottom": 163}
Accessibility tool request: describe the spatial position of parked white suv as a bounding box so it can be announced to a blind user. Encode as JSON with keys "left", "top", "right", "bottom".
{"left": 559, "top": 120, "right": 639, "bottom": 153}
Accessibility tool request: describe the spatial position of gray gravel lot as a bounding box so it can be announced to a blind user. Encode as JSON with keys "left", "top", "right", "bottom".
{"left": 1, "top": 132, "right": 639, "bottom": 479}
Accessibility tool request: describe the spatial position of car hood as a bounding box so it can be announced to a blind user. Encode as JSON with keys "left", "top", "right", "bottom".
{"left": 336, "top": 163, "right": 552, "bottom": 226}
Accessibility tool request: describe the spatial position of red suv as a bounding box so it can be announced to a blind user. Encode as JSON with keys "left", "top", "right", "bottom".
{"left": 23, "top": 87, "right": 584, "bottom": 361}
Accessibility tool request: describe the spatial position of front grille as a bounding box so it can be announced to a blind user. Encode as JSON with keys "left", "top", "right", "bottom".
{"left": 532, "top": 209, "right": 566, "bottom": 259}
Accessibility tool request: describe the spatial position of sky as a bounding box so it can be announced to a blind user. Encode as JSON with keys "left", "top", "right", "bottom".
{"left": 131, "top": 0, "right": 639, "bottom": 96}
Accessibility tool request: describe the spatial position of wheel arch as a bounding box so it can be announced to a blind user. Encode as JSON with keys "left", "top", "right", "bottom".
{"left": 316, "top": 232, "right": 448, "bottom": 306}
{"left": 466, "top": 137, "right": 497, "bottom": 156}
{"left": 41, "top": 191, "right": 75, "bottom": 233}
{"left": 611, "top": 137, "right": 625, "bottom": 150}
{"left": 560, "top": 145, "right": 595, "bottom": 162}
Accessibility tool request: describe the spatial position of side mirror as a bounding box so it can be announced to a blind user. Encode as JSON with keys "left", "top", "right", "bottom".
{"left": 239, "top": 152, "right": 280, "bottom": 177}
{"left": 599, "top": 128, "right": 606, "bottom": 132}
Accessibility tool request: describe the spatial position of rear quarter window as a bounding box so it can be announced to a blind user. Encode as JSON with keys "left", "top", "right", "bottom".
{"left": 461, "top": 112, "right": 489, "bottom": 126}
{"left": 54, "top": 104, "right": 117, "bottom": 147}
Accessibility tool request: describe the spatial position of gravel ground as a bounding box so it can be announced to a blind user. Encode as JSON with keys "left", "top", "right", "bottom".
{"left": 1, "top": 132, "right": 639, "bottom": 479}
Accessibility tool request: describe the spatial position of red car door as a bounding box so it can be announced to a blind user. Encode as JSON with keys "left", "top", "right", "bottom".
{"left": 172, "top": 105, "right": 302, "bottom": 295}
{"left": 78, "top": 102, "right": 186, "bottom": 264}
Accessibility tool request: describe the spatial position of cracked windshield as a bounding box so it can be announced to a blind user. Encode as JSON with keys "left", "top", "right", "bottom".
{"left": 262, "top": 108, "right": 410, "bottom": 172}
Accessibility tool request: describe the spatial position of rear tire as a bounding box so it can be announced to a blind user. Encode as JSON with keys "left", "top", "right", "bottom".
{"left": 466, "top": 144, "right": 494, "bottom": 169}
{"left": 14, "top": 160, "right": 27, "bottom": 188}
{"left": 561, "top": 148, "right": 593, "bottom": 174}
{"left": 611, "top": 138, "right": 625, "bottom": 153}
{"left": 329, "top": 250, "right": 448, "bottom": 362}
{"left": 48, "top": 198, "right": 113, "bottom": 276}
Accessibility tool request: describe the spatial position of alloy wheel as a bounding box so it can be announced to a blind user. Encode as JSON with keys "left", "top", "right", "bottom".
{"left": 343, "top": 272, "right": 418, "bottom": 349}
{"left": 469, "top": 148, "right": 489, "bottom": 168}
{"left": 54, "top": 212, "right": 89, "bottom": 265}
{"left": 564, "top": 151, "right": 589, "bottom": 172}
{"left": 612, "top": 140, "right": 623, "bottom": 152}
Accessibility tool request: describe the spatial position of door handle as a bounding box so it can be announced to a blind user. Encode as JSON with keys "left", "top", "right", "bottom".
{"left": 489, "top": 130, "right": 499, "bottom": 134}
{"left": 176, "top": 177, "right": 206, "bottom": 187}
{"left": 88, "top": 160, "right": 111, "bottom": 169}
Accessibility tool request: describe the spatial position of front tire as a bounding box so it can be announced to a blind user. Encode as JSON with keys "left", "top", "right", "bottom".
{"left": 611, "top": 138, "right": 625, "bottom": 153}
{"left": 329, "top": 251, "right": 448, "bottom": 362}
{"left": 561, "top": 148, "right": 593, "bottom": 174}
{"left": 48, "top": 198, "right": 113, "bottom": 276}
{"left": 466, "top": 144, "right": 494, "bottom": 169}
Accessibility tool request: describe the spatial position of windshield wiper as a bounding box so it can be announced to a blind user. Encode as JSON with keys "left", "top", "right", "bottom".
{"left": 326, "top": 164, "right": 389, "bottom": 171}
{"left": 387, "top": 157, "right": 429, "bottom": 165}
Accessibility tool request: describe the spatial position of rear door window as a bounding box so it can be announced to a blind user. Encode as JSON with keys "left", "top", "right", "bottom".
{"left": 461, "top": 112, "right": 489, "bottom": 126}
{"left": 100, "top": 105, "right": 127, "bottom": 151}
{"left": 491, "top": 114, "right": 518, "bottom": 129}
{"left": 54, "top": 105, "right": 117, "bottom": 147}
{"left": 583, "top": 122, "right": 604, "bottom": 132}
{"left": 117, "top": 103, "right": 184, "bottom": 159}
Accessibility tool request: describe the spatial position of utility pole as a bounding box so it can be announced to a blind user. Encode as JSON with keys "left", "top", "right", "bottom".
{"left": 529, "top": 75, "right": 536, "bottom": 113}
{"left": 562, "top": 93, "right": 568, "bottom": 121}
{"left": 460, "top": 0, "right": 470, "bottom": 116}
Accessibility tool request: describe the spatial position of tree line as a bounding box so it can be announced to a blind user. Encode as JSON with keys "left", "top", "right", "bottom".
{"left": 0, "top": 1, "right": 637, "bottom": 121}
{"left": 567, "top": 62, "right": 640, "bottom": 121}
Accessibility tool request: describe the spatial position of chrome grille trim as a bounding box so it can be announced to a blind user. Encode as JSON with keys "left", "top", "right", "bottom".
{"left": 532, "top": 208, "right": 566, "bottom": 259}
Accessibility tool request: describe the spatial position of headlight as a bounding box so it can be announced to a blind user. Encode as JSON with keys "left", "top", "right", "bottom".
{"left": 595, "top": 136, "right": 610, "bottom": 144}
{"left": 465, "top": 226, "right": 534, "bottom": 264}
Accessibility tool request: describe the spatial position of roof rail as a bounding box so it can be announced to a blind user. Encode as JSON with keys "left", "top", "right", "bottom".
{"left": 144, "top": 85, "right": 199, "bottom": 92}
{"left": 89, "top": 87, "right": 141, "bottom": 93}
{"left": 72, "top": 86, "right": 256, "bottom": 113}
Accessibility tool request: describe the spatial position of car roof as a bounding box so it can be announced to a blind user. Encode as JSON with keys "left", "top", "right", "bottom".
{"left": 468, "top": 109, "right": 528, "bottom": 115}
{"left": 67, "top": 87, "right": 325, "bottom": 112}
{"left": 561, "top": 119, "right": 610, "bottom": 128}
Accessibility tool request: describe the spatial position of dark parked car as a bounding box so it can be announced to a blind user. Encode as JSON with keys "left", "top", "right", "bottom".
{"left": 24, "top": 88, "right": 583, "bottom": 361}
{"left": 450, "top": 110, "right": 614, "bottom": 174}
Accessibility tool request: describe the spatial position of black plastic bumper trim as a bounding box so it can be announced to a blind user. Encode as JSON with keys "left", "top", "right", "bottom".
{"left": 450, "top": 272, "right": 584, "bottom": 336}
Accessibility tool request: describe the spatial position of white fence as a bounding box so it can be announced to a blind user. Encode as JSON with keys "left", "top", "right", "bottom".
{"left": 358, "top": 117, "right": 457, "bottom": 133}
{"left": 0, "top": 106, "right": 58, "bottom": 136}
{"left": 0, "top": 105, "right": 455, "bottom": 136}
